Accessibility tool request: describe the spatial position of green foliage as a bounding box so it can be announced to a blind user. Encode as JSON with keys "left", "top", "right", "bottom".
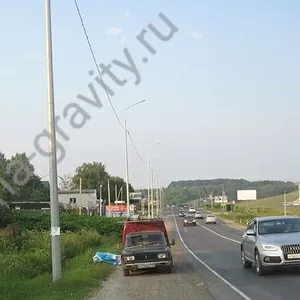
{"left": 0, "top": 229, "right": 116, "bottom": 279}
{"left": 0, "top": 204, "right": 16, "bottom": 228}
{"left": 14, "top": 212, "right": 124, "bottom": 238}
{"left": 0, "top": 151, "right": 50, "bottom": 204}
{"left": 165, "top": 178, "right": 297, "bottom": 204}
{"left": 71, "top": 161, "right": 134, "bottom": 202}
{"left": 0, "top": 212, "right": 122, "bottom": 299}
{"left": 0, "top": 228, "right": 119, "bottom": 300}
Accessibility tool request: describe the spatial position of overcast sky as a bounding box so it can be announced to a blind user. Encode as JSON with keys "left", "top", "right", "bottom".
{"left": 1, "top": 0, "right": 299, "bottom": 188}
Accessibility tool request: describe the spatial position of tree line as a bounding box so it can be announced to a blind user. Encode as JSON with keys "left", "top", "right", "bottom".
{"left": 0, "top": 151, "right": 133, "bottom": 209}
{"left": 165, "top": 178, "right": 297, "bottom": 204}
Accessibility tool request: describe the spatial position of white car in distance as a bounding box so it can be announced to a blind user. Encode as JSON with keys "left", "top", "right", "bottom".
{"left": 188, "top": 207, "right": 196, "bottom": 213}
{"left": 205, "top": 214, "right": 217, "bottom": 224}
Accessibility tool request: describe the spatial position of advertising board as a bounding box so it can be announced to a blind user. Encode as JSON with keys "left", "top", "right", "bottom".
{"left": 237, "top": 190, "right": 257, "bottom": 201}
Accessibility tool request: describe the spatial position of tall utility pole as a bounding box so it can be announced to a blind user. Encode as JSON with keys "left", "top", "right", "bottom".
{"left": 147, "top": 156, "right": 150, "bottom": 218}
{"left": 99, "top": 184, "right": 102, "bottom": 216}
{"left": 108, "top": 179, "right": 111, "bottom": 216}
{"left": 156, "top": 178, "right": 159, "bottom": 216}
{"left": 151, "top": 169, "right": 154, "bottom": 218}
{"left": 45, "top": 0, "right": 62, "bottom": 281}
{"left": 284, "top": 190, "right": 287, "bottom": 216}
{"left": 124, "top": 119, "right": 130, "bottom": 217}
{"left": 79, "top": 177, "right": 82, "bottom": 215}
{"left": 160, "top": 186, "right": 163, "bottom": 209}
{"left": 115, "top": 185, "right": 118, "bottom": 201}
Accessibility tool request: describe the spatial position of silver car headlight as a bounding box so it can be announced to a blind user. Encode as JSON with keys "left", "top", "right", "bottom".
{"left": 158, "top": 253, "right": 167, "bottom": 259}
{"left": 184, "top": 220, "right": 187, "bottom": 222}
{"left": 261, "top": 244, "right": 278, "bottom": 251}
{"left": 125, "top": 255, "right": 135, "bottom": 261}
{"left": 193, "top": 219, "right": 195, "bottom": 222}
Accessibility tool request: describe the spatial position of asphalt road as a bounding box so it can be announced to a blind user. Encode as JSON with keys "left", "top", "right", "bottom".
{"left": 173, "top": 206, "right": 300, "bottom": 300}
{"left": 91, "top": 213, "right": 214, "bottom": 300}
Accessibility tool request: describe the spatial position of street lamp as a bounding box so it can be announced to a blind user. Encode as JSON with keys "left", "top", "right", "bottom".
{"left": 149, "top": 157, "right": 162, "bottom": 218}
{"left": 124, "top": 100, "right": 146, "bottom": 217}
{"left": 146, "top": 142, "right": 162, "bottom": 218}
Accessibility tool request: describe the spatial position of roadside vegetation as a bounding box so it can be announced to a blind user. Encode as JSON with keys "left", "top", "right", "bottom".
{"left": 0, "top": 207, "right": 123, "bottom": 300}
{"left": 200, "top": 190, "right": 300, "bottom": 225}
{"left": 163, "top": 178, "right": 297, "bottom": 204}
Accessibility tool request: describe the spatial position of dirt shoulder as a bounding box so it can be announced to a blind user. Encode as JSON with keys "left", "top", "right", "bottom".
{"left": 90, "top": 215, "right": 214, "bottom": 300}
{"left": 218, "top": 217, "right": 246, "bottom": 231}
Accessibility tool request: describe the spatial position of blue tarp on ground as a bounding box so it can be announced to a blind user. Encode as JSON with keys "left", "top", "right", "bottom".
{"left": 93, "top": 252, "right": 121, "bottom": 265}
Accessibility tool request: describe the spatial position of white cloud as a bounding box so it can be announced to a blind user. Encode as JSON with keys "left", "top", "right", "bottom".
{"left": 125, "top": 11, "right": 130, "bottom": 17}
{"left": 191, "top": 31, "right": 203, "bottom": 40}
{"left": 105, "top": 27, "right": 123, "bottom": 36}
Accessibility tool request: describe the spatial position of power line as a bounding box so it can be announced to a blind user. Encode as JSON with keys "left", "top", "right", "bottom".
{"left": 128, "top": 132, "right": 146, "bottom": 164}
{"left": 73, "top": 0, "right": 124, "bottom": 130}
{"left": 73, "top": 0, "right": 146, "bottom": 165}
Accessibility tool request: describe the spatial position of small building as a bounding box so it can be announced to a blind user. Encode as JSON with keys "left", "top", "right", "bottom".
{"left": 58, "top": 189, "right": 98, "bottom": 209}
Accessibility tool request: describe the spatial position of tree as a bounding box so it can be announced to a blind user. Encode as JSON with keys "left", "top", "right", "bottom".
{"left": 0, "top": 152, "right": 11, "bottom": 202}
{"left": 0, "top": 152, "right": 50, "bottom": 204}
{"left": 59, "top": 174, "right": 75, "bottom": 191}
{"left": 72, "top": 161, "right": 109, "bottom": 189}
{"left": 165, "top": 178, "right": 298, "bottom": 204}
{"left": 109, "top": 176, "right": 134, "bottom": 202}
{"left": 72, "top": 161, "right": 134, "bottom": 201}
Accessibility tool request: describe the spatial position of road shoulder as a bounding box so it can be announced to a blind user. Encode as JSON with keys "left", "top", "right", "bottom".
{"left": 89, "top": 214, "right": 214, "bottom": 300}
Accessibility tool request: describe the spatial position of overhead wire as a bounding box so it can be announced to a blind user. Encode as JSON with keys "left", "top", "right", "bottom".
{"left": 73, "top": 0, "right": 146, "bottom": 165}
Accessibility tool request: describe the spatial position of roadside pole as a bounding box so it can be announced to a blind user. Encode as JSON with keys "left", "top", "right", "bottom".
{"left": 284, "top": 190, "right": 286, "bottom": 216}
{"left": 79, "top": 177, "right": 82, "bottom": 215}
{"left": 108, "top": 179, "right": 111, "bottom": 216}
{"left": 45, "top": 0, "right": 62, "bottom": 281}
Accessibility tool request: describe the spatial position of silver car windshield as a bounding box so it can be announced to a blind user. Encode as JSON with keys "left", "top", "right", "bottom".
{"left": 258, "top": 218, "right": 300, "bottom": 235}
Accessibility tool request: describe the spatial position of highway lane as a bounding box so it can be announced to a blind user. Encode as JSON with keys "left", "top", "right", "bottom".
{"left": 173, "top": 207, "right": 300, "bottom": 300}
{"left": 197, "top": 209, "right": 244, "bottom": 242}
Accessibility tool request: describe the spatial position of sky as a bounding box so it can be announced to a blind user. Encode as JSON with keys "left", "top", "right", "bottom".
{"left": 0, "top": 0, "right": 300, "bottom": 189}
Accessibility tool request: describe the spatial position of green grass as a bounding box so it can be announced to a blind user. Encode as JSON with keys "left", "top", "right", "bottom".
{"left": 0, "top": 230, "right": 120, "bottom": 300}
{"left": 237, "top": 190, "right": 299, "bottom": 209}
{"left": 197, "top": 191, "right": 300, "bottom": 225}
{"left": 0, "top": 247, "right": 118, "bottom": 300}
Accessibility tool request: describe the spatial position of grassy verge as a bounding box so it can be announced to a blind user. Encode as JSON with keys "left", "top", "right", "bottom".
{"left": 0, "top": 243, "right": 118, "bottom": 300}
{"left": 203, "top": 206, "right": 300, "bottom": 225}
{"left": 0, "top": 218, "right": 122, "bottom": 300}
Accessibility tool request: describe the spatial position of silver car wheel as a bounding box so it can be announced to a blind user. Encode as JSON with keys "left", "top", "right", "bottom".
{"left": 241, "top": 250, "right": 245, "bottom": 265}
{"left": 255, "top": 252, "right": 260, "bottom": 273}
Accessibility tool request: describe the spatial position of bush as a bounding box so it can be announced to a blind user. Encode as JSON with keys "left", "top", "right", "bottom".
{"left": 0, "top": 205, "right": 16, "bottom": 228}
{"left": 14, "top": 212, "right": 124, "bottom": 238}
{"left": 0, "top": 229, "right": 117, "bottom": 279}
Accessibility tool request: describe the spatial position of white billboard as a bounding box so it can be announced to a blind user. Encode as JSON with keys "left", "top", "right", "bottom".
{"left": 237, "top": 190, "right": 257, "bottom": 201}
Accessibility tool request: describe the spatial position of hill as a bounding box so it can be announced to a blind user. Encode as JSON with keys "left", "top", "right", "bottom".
{"left": 166, "top": 178, "right": 297, "bottom": 204}
{"left": 238, "top": 190, "right": 299, "bottom": 209}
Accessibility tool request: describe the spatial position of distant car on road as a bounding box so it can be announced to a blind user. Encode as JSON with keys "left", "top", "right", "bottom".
{"left": 178, "top": 211, "right": 185, "bottom": 217}
{"left": 183, "top": 215, "right": 196, "bottom": 226}
{"left": 205, "top": 214, "right": 217, "bottom": 224}
{"left": 194, "top": 211, "right": 204, "bottom": 219}
{"left": 240, "top": 215, "right": 300, "bottom": 276}
{"left": 188, "top": 207, "right": 196, "bottom": 213}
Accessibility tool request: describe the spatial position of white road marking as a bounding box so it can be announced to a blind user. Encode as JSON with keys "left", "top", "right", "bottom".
{"left": 196, "top": 222, "right": 240, "bottom": 244}
{"left": 172, "top": 210, "right": 252, "bottom": 300}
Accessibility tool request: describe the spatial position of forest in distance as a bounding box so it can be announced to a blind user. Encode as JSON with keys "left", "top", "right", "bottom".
{"left": 163, "top": 178, "right": 298, "bottom": 204}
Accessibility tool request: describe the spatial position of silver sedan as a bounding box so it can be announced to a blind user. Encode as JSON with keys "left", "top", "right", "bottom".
{"left": 240, "top": 215, "right": 300, "bottom": 276}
